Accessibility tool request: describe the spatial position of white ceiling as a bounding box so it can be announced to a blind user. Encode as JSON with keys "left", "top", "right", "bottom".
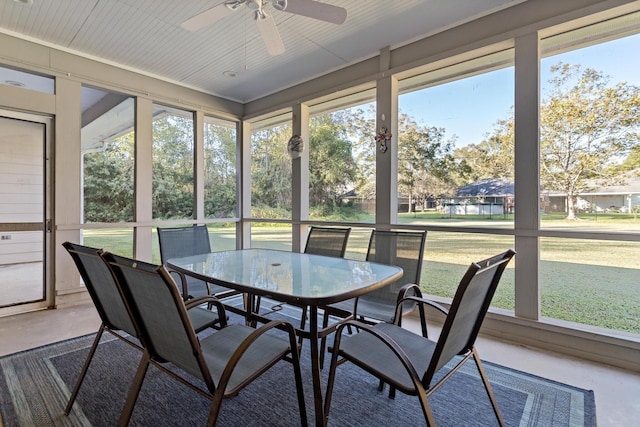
{"left": 0, "top": 0, "right": 526, "bottom": 103}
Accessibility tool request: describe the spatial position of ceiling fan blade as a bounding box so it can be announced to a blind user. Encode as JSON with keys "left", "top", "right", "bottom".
{"left": 255, "top": 12, "right": 285, "bottom": 56}
{"left": 282, "top": 0, "right": 347, "bottom": 25}
{"left": 181, "top": 3, "right": 236, "bottom": 31}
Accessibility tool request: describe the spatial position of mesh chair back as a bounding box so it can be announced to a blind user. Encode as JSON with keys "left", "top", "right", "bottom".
{"left": 157, "top": 225, "right": 211, "bottom": 264}
{"left": 104, "top": 253, "right": 209, "bottom": 383}
{"left": 63, "top": 242, "right": 137, "bottom": 337}
{"left": 304, "top": 226, "right": 351, "bottom": 258}
{"left": 426, "top": 249, "right": 515, "bottom": 380}
{"left": 359, "top": 230, "right": 427, "bottom": 322}
{"left": 157, "top": 225, "right": 217, "bottom": 299}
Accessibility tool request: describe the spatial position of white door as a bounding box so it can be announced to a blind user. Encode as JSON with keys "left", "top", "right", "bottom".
{"left": 0, "top": 110, "right": 52, "bottom": 315}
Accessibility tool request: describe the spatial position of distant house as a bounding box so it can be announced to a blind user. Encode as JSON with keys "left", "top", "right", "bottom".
{"left": 545, "top": 170, "right": 640, "bottom": 213}
{"left": 442, "top": 172, "right": 640, "bottom": 216}
{"left": 441, "top": 178, "right": 514, "bottom": 216}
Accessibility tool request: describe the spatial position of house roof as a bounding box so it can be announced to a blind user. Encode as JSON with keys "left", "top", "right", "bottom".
{"left": 456, "top": 178, "right": 514, "bottom": 197}
{"left": 546, "top": 170, "right": 640, "bottom": 196}
{"left": 588, "top": 170, "right": 640, "bottom": 194}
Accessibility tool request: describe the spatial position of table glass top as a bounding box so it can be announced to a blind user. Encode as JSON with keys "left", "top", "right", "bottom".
{"left": 167, "top": 248, "right": 403, "bottom": 304}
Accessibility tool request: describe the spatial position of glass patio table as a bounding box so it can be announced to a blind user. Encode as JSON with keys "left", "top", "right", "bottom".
{"left": 167, "top": 248, "right": 403, "bottom": 426}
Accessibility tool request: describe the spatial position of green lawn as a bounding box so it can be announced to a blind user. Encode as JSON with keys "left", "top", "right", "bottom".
{"left": 82, "top": 221, "right": 640, "bottom": 335}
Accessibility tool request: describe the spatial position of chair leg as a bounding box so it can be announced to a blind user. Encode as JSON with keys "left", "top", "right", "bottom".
{"left": 416, "top": 387, "right": 437, "bottom": 426}
{"left": 64, "top": 325, "right": 106, "bottom": 414}
{"left": 205, "top": 390, "right": 226, "bottom": 427}
{"left": 298, "top": 305, "right": 308, "bottom": 347}
{"left": 319, "top": 309, "right": 331, "bottom": 368}
{"left": 288, "top": 330, "right": 309, "bottom": 427}
{"left": 323, "top": 325, "right": 345, "bottom": 424}
{"left": 471, "top": 347, "right": 505, "bottom": 427}
{"left": 117, "top": 353, "right": 151, "bottom": 426}
{"left": 377, "top": 378, "right": 397, "bottom": 399}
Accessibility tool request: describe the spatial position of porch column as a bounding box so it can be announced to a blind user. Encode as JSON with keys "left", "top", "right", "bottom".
{"left": 514, "top": 32, "right": 540, "bottom": 320}
{"left": 376, "top": 66, "right": 398, "bottom": 228}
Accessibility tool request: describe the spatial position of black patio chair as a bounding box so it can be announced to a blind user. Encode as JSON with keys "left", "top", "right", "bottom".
{"left": 324, "top": 249, "right": 516, "bottom": 426}
{"left": 320, "top": 229, "right": 427, "bottom": 366}
{"left": 62, "top": 242, "right": 222, "bottom": 416}
{"left": 157, "top": 225, "right": 238, "bottom": 301}
{"left": 304, "top": 226, "right": 351, "bottom": 258}
{"left": 103, "top": 252, "right": 308, "bottom": 426}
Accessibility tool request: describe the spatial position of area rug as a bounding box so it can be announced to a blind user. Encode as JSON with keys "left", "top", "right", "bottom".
{"left": 0, "top": 329, "right": 596, "bottom": 426}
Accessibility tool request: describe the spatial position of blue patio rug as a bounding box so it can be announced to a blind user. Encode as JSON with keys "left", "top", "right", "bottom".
{"left": 0, "top": 324, "right": 596, "bottom": 426}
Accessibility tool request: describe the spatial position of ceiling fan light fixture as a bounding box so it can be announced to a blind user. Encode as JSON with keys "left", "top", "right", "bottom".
{"left": 182, "top": 0, "right": 347, "bottom": 55}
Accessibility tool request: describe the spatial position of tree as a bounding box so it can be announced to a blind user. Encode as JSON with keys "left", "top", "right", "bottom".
{"left": 455, "top": 111, "right": 515, "bottom": 183}
{"left": 308, "top": 113, "right": 357, "bottom": 214}
{"left": 204, "top": 123, "right": 237, "bottom": 218}
{"left": 83, "top": 133, "right": 135, "bottom": 222}
{"left": 152, "top": 115, "right": 195, "bottom": 219}
{"left": 251, "top": 123, "right": 292, "bottom": 217}
{"left": 609, "top": 144, "right": 640, "bottom": 173}
{"left": 541, "top": 63, "right": 640, "bottom": 219}
{"left": 397, "top": 113, "right": 461, "bottom": 211}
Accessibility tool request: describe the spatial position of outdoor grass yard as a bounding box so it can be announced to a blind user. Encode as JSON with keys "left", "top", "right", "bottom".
{"left": 82, "top": 219, "right": 640, "bottom": 335}
{"left": 398, "top": 210, "right": 640, "bottom": 231}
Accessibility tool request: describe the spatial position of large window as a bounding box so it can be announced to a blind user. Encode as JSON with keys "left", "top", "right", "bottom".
{"left": 81, "top": 228, "right": 134, "bottom": 258}
{"left": 395, "top": 50, "right": 515, "bottom": 308}
{"left": 80, "top": 86, "right": 135, "bottom": 254}
{"left": 250, "top": 224, "right": 293, "bottom": 251}
{"left": 152, "top": 104, "right": 195, "bottom": 220}
{"left": 540, "top": 237, "right": 640, "bottom": 334}
{"left": 397, "top": 50, "right": 515, "bottom": 228}
{"left": 250, "top": 113, "right": 293, "bottom": 249}
{"left": 424, "top": 232, "right": 515, "bottom": 311}
{"left": 81, "top": 88, "right": 135, "bottom": 223}
{"left": 204, "top": 116, "right": 237, "bottom": 218}
{"left": 539, "top": 15, "right": 640, "bottom": 334}
{"left": 309, "top": 90, "right": 376, "bottom": 223}
{"left": 250, "top": 113, "right": 293, "bottom": 219}
{"left": 540, "top": 16, "right": 640, "bottom": 232}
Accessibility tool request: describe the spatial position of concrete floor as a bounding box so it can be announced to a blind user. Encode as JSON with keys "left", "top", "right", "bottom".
{"left": 0, "top": 303, "right": 638, "bottom": 426}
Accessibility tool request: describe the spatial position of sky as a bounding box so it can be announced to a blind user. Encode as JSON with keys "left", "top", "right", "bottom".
{"left": 398, "top": 33, "right": 640, "bottom": 149}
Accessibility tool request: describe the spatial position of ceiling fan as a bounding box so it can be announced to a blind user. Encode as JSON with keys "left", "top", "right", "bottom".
{"left": 181, "top": 0, "right": 347, "bottom": 56}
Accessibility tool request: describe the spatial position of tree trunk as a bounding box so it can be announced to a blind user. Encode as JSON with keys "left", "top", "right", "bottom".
{"left": 566, "top": 194, "right": 578, "bottom": 220}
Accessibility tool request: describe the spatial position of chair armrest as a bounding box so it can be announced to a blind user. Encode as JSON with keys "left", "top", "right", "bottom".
{"left": 167, "top": 268, "right": 212, "bottom": 300}
{"left": 217, "top": 319, "right": 300, "bottom": 392}
{"left": 167, "top": 269, "right": 190, "bottom": 300}
{"left": 330, "top": 320, "right": 422, "bottom": 388}
{"left": 393, "top": 283, "right": 424, "bottom": 323}
{"left": 393, "top": 295, "right": 448, "bottom": 338}
{"left": 397, "top": 283, "right": 423, "bottom": 300}
{"left": 399, "top": 295, "right": 449, "bottom": 316}
{"left": 185, "top": 295, "right": 228, "bottom": 327}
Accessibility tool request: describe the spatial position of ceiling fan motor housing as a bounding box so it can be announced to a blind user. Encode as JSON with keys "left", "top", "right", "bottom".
{"left": 185, "top": 0, "right": 346, "bottom": 56}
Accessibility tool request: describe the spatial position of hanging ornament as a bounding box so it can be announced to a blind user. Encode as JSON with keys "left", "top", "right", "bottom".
{"left": 376, "top": 126, "right": 392, "bottom": 153}
{"left": 287, "top": 134, "right": 304, "bottom": 159}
